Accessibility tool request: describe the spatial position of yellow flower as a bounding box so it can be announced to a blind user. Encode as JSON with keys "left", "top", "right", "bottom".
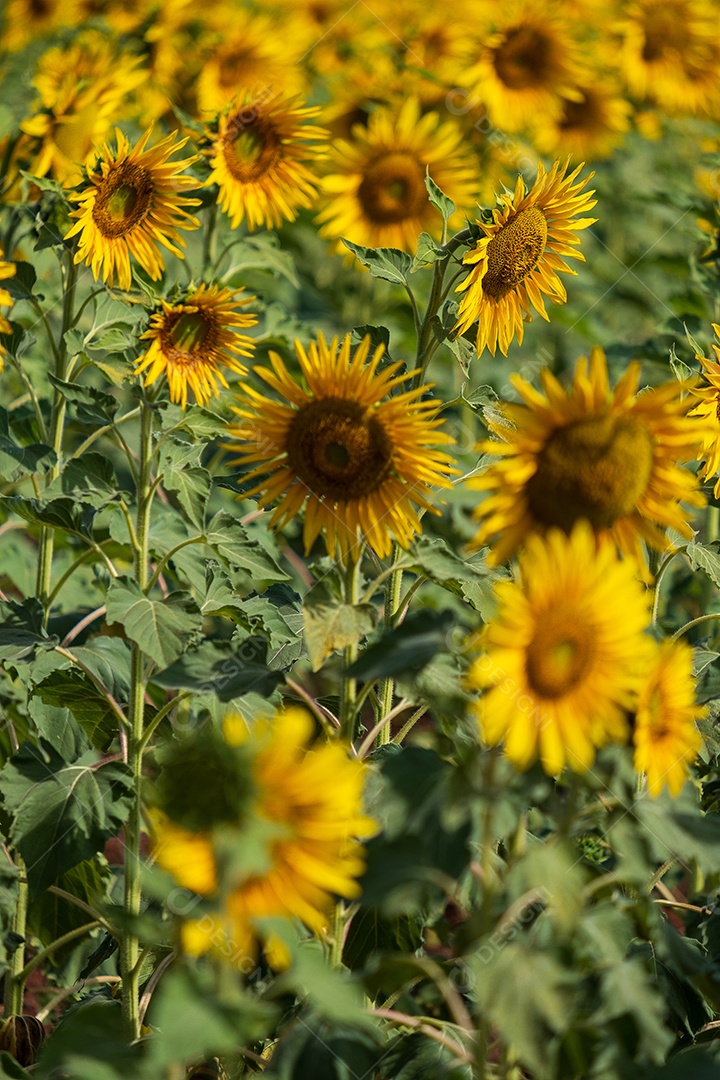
{"left": 207, "top": 92, "right": 327, "bottom": 232}
{"left": 0, "top": 250, "right": 16, "bottom": 365}
{"left": 20, "top": 32, "right": 146, "bottom": 187}
{"left": 65, "top": 128, "right": 201, "bottom": 292}
{"left": 689, "top": 324, "right": 720, "bottom": 497}
{"left": 470, "top": 347, "right": 707, "bottom": 572}
{"left": 316, "top": 98, "right": 479, "bottom": 253}
{"left": 531, "top": 79, "right": 632, "bottom": 162}
{"left": 2, "top": 0, "right": 82, "bottom": 51}
{"left": 467, "top": 523, "right": 653, "bottom": 776}
{"left": 153, "top": 707, "right": 376, "bottom": 966}
{"left": 454, "top": 159, "right": 596, "bottom": 357}
{"left": 618, "top": 0, "right": 720, "bottom": 117}
{"left": 134, "top": 285, "right": 258, "bottom": 409}
{"left": 633, "top": 640, "right": 703, "bottom": 797}
{"left": 461, "top": 0, "right": 584, "bottom": 133}
{"left": 226, "top": 332, "right": 458, "bottom": 561}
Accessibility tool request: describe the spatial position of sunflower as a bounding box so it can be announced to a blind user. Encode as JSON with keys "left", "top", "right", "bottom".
{"left": 2, "top": 0, "right": 82, "bottom": 51}
{"left": 689, "top": 324, "right": 720, "bottom": 496}
{"left": 467, "top": 522, "right": 652, "bottom": 776}
{"left": 227, "top": 332, "right": 458, "bottom": 561}
{"left": 65, "top": 128, "right": 201, "bottom": 292}
{"left": 0, "top": 251, "right": 16, "bottom": 364}
{"left": 153, "top": 707, "right": 376, "bottom": 967}
{"left": 134, "top": 285, "right": 258, "bottom": 408}
{"left": 21, "top": 33, "right": 145, "bottom": 187}
{"left": 531, "top": 79, "right": 632, "bottom": 162}
{"left": 207, "top": 92, "right": 327, "bottom": 232}
{"left": 316, "top": 98, "right": 479, "bottom": 253}
{"left": 470, "top": 347, "right": 707, "bottom": 571}
{"left": 454, "top": 159, "right": 596, "bottom": 357}
{"left": 462, "top": 0, "right": 584, "bottom": 133}
{"left": 633, "top": 640, "right": 703, "bottom": 797}
{"left": 618, "top": 0, "right": 720, "bottom": 117}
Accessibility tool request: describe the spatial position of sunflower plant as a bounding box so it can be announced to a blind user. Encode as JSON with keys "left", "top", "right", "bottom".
{"left": 2, "top": 4, "right": 720, "bottom": 1080}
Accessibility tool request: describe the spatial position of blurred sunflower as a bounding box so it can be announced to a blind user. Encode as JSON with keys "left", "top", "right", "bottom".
{"left": 153, "top": 707, "right": 376, "bottom": 967}
{"left": 2, "top": 0, "right": 82, "bottom": 51}
{"left": 467, "top": 523, "right": 652, "bottom": 776}
{"left": 531, "top": 79, "right": 632, "bottom": 161}
{"left": 65, "top": 128, "right": 200, "bottom": 291}
{"left": 317, "top": 98, "right": 478, "bottom": 252}
{"left": 618, "top": 0, "right": 720, "bottom": 117}
{"left": 454, "top": 159, "right": 596, "bottom": 356}
{"left": 134, "top": 285, "right": 257, "bottom": 408}
{"left": 689, "top": 324, "right": 720, "bottom": 495}
{"left": 0, "top": 251, "right": 16, "bottom": 366}
{"left": 227, "top": 332, "right": 457, "bottom": 560}
{"left": 21, "top": 33, "right": 145, "bottom": 187}
{"left": 463, "top": 1, "right": 583, "bottom": 132}
{"left": 470, "top": 347, "right": 707, "bottom": 571}
{"left": 195, "top": 14, "right": 305, "bottom": 117}
{"left": 633, "top": 640, "right": 703, "bottom": 797}
{"left": 208, "top": 93, "right": 327, "bottom": 231}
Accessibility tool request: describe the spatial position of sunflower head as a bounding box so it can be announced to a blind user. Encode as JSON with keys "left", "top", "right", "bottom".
{"left": 454, "top": 159, "right": 596, "bottom": 356}
{"left": 0, "top": 251, "right": 16, "bottom": 358}
{"left": 226, "top": 331, "right": 458, "bottom": 560}
{"left": 689, "top": 324, "right": 720, "bottom": 497}
{"left": 469, "top": 347, "right": 708, "bottom": 572}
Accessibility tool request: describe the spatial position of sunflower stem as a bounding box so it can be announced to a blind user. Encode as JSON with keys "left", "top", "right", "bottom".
{"left": 340, "top": 555, "right": 361, "bottom": 741}
{"left": 3, "top": 851, "right": 28, "bottom": 1017}
{"left": 330, "top": 900, "right": 346, "bottom": 969}
{"left": 202, "top": 201, "right": 218, "bottom": 275}
{"left": 36, "top": 253, "right": 78, "bottom": 628}
{"left": 375, "top": 546, "right": 403, "bottom": 747}
{"left": 121, "top": 397, "right": 154, "bottom": 1041}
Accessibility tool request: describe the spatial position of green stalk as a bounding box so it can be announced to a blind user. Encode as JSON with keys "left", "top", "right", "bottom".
{"left": 339, "top": 556, "right": 361, "bottom": 742}
{"left": 120, "top": 399, "right": 154, "bottom": 1040}
{"left": 3, "top": 853, "right": 28, "bottom": 1017}
{"left": 374, "top": 547, "right": 403, "bottom": 747}
{"left": 36, "top": 255, "right": 78, "bottom": 627}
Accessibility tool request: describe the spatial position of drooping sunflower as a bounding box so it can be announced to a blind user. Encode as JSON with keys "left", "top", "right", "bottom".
{"left": 689, "top": 324, "right": 720, "bottom": 496}
{"left": 531, "top": 79, "right": 632, "bottom": 162}
{"left": 462, "top": 1, "right": 584, "bottom": 133}
{"left": 153, "top": 707, "right": 376, "bottom": 966}
{"left": 467, "top": 522, "right": 653, "bottom": 776}
{"left": 454, "top": 159, "right": 596, "bottom": 357}
{"left": 207, "top": 92, "right": 328, "bottom": 232}
{"left": 618, "top": 0, "right": 720, "bottom": 117}
{"left": 65, "top": 128, "right": 201, "bottom": 292}
{"left": 470, "top": 347, "right": 707, "bottom": 571}
{"left": 316, "top": 98, "right": 479, "bottom": 253}
{"left": 227, "top": 332, "right": 458, "bottom": 561}
{"left": 134, "top": 285, "right": 258, "bottom": 408}
{"left": 633, "top": 640, "right": 703, "bottom": 797}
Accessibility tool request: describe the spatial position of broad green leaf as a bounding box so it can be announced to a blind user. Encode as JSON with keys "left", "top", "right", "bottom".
{"left": 19, "top": 171, "right": 63, "bottom": 195}
{"left": 342, "top": 240, "right": 412, "bottom": 284}
{"left": 0, "top": 1053, "right": 32, "bottom": 1079}
{"left": 1, "top": 495, "right": 99, "bottom": 539}
{"left": 105, "top": 578, "right": 202, "bottom": 668}
{"left": 204, "top": 512, "right": 288, "bottom": 583}
{"left": 0, "top": 861, "right": 20, "bottom": 977}
{"left": 35, "top": 999, "right": 139, "bottom": 1077}
{"left": 272, "top": 942, "right": 373, "bottom": 1026}
{"left": 687, "top": 541, "right": 720, "bottom": 587}
{"left": 411, "top": 231, "right": 445, "bottom": 272}
{"left": 28, "top": 697, "right": 92, "bottom": 760}
{"left": 201, "top": 562, "right": 254, "bottom": 622}
{"left": 242, "top": 583, "right": 304, "bottom": 669}
{"left": 162, "top": 464, "right": 211, "bottom": 529}
{"left": 222, "top": 231, "right": 300, "bottom": 287}
{"left": 265, "top": 1017, "right": 387, "bottom": 1080}
{"left": 151, "top": 638, "right": 284, "bottom": 699}
{"left": 27, "top": 857, "right": 111, "bottom": 950}
{"left": 0, "top": 739, "right": 133, "bottom": 891}
{"left": 425, "top": 172, "right": 456, "bottom": 225}
{"left": 157, "top": 403, "right": 226, "bottom": 438}
{"left": 32, "top": 671, "right": 121, "bottom": 752}
{"left": 303, "top": 580, "right": 377, "bottom": 671}
{"left": 3, "top": 261, "right": 36, "bottom": 300}
{"left": 348, "top": 610, "right": 454, "bottom": 680}
{"left": 0, "top": 432, "right": 54, "bottom": 482}
{"left": 0, "top": 598, "right": 57, "bottom": 661}
{"left": 47, "top": 375, "right": 119, "bottom": 425}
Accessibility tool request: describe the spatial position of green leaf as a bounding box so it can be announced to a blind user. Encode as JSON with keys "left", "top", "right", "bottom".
{"left": 425, "top": 172, "right": 456, "bottom": 225}
{"left": 47, "top": 375, "right": 119, "bottom": 425}
{"left": 460, "top": 384, "right": 498, "bottom": 411}
{"left": 19, "top": 170, "right": 64, "bottom": 195}
{"left": 157, "top": 403, "right": 226, "bottom": 438}
{"left": 272, "top": 941, "right": 373, "bottom": 1026}
{"left": 151, "top": 638, "right": 284, "bottom": 699}
{"left": 411, "top": 231, "right": 445, "bottom": 272}
{"left": 163, "top": 465, "right": 211, "bottom": 529}
{"left": 0, "top": 425, "right": 55, "bottom": 481}
{"left": 36, "top": 999, "right": 139, "bottom": 1077}
{"left": 341, "top": 240, "right": 412, "bottom": 284}
{"left": 222, "top": 231, "right": 300, "bottom": 287}
{"left": 0, "top": 597, "right": 57, "bottom": 661}
{"left": 687, "top": 541, "right": 720, "bottom": 587}
{"left": 348, "top": 610, "right": 454, "bottom": 680}
{"left": 242, "top": 583, "right": 304, "bottom": 669}
{"left": 0, "top": 739, "right": 133, "bottom": 891}
{"left": 669, "top": 343, "right": 694, "bottom": 382}
{"left": 32, "top": 671, "right": 120, "bottom": 752}
{"left": 204, "top": 512, "right": 288, "bottom": 583}
{"left": 3, "top": 261, "right": 36, "bottom": 300}
{"left": 28, "top": 696, "right": 92, "bottom": 760}
{"left": 303, "top": 580, "right": 377, "bottom": 671}
{"left": 0, "top": 861, "right": 20, "bottom": 976}
{"left": 27, "top": 857, "right": 111, "bottom": 950}
{"left": 0, "top": 1053, "right": 32, "bottom": 1079}
{"left": 1, "top": 495, "right": 99, "bottom": 539}
{"left": 105, "top": 578, "right": 202, "bottom": 668}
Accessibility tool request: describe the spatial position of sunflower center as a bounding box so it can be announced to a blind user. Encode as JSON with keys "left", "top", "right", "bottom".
{"left": 526, "top": 611, "right": 592, "bottom": 698}
{"left": 559, "top": 92, "right": 600, "bottom": 132}
{"left": 483, "top": 207, "right": 548, "bottom": 298}
{"left": 526, "top": 413, "right": 655, "bottom": 531}
{"left": 494, "top": 25, "right": 557, "bottom": 90}
{"left": 641, "top": 5, "right": 686, "bottom": 61}
{"left": 223, "top": 114, "right": 280, "bottom": 182}
{"left": 160, "top": 309, "right": 215, "bottom": 365}
{"left": 285, "top": 397, "right": 394, "bottom": 499}
{"left": 357, "top": 152, "right": 428, "bottom": 224}
{"left": 646, "top": 687, "right": 670, "bottom": 737}
{"left": 91, "top": 162, "right": 153, "bottom": 238}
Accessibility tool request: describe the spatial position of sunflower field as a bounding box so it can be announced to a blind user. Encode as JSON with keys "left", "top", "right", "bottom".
{"left": 2, "top": 0, "right": 720, "bottom": 1077}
